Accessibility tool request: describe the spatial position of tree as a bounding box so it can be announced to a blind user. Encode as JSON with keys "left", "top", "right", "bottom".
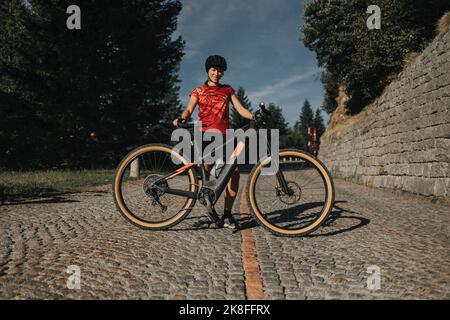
{"left": 0, "top": 0, "right": 185, "bottom": 169}
{"left": 282, "top": 127, "right": 304, "bottom": 150}
{"left": 294, "top": 99, "right": 314, "bottom": 145}
{"left": 230, "top": 86, "right": 252, "bottom": 129}
{"left": 313, "top": 108, "right": 325, "bottom": 141}
{"left": 264, "top": 103, "right": 289, "bottom": 134}
{"left": 301, "top": 0, "right": 450, "bottom": 114}
{"left": 320, "top": 71, "right": 339, "bottom": 114}
{"left": 0, "top": 0, "right": 59, "bottom": 169}
{"left": 263, "top": 103, "right": 290, "bottom": 148}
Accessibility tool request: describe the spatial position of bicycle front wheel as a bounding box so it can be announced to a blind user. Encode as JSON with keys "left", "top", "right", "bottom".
{"left": 247, "top": 149, "right": 335, "bottom": 237}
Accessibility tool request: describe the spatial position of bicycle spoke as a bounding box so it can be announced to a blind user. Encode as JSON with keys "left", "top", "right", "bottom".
{"left": 115, "top": 146, "right": 197, "bottom": 227}
{"left": 250, "top": 151, "right": 332, "bottom": 235}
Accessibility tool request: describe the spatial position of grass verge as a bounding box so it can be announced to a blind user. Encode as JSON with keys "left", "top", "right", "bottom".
{"left": 0, "top": 170, "right": 115, "bottom": 202}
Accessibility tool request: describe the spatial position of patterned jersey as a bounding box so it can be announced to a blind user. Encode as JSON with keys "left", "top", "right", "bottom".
{"left": 189, "top": 84, "right": 235, "bottom": 134}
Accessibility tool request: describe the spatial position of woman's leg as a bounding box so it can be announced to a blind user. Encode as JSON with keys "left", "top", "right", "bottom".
{"left": 224, "top": 168, "right": 240, "bottom": 211}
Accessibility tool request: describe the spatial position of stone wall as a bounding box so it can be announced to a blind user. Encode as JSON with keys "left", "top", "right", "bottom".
{"left": 318, "top": 28, "right": 450, "bottom": 198}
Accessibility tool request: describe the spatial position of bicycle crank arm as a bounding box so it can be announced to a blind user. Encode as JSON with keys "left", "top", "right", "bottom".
{"left": 204, "top": 197, "right": 222, "bottom": 227}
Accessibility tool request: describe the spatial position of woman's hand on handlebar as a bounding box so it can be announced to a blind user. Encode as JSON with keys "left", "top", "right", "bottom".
{"left": 172, "top": 118, "right": 184, "bottom": 128}
{"left": 172, "top": 118, "right": 204, "bottom": 130}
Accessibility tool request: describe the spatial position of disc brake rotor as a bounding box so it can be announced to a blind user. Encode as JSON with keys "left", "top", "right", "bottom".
{"left": 276, "top": 181, "right": 302, "bottom": 205}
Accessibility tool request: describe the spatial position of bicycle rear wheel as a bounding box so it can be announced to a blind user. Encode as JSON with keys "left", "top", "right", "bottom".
{"left": 113, "top": 143, "right": 198, "bottom": 230}
{"left": 247, "top": 149, "right": 335, "bottom": 237}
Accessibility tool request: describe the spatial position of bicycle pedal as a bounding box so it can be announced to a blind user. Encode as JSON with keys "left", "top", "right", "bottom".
{"left": 206, "top": 211, "right": 222, "bottom": 227}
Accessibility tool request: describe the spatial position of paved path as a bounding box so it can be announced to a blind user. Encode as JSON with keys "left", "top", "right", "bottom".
{"left": 0, "top": 176, "right": 449, "bottom": 299}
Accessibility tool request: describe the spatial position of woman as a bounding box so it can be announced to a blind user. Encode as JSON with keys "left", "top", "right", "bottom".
{"left": 173, "top": 55, "right": 254, "bottom": 229}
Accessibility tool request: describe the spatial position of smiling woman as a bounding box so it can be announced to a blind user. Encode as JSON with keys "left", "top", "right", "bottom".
{"left": 175, "top": 1, "right": 324, "bottom": 127}
{"left": 172, "top": 54, "right": 254, "bottom": 229}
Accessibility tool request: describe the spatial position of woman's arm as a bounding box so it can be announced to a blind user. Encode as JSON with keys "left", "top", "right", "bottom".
{"left": 230, "top": 94, "right": 254, "bottom": 120}
{"left": 173, "top": 95, "right": 198, "bottom": 127}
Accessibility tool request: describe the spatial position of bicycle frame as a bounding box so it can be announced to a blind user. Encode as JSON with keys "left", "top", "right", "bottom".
{"left": 155, "top": 125, "right": 291, "bottom": 205}
{"left": 154, "top": 135, "right": 244, "bottom": 204}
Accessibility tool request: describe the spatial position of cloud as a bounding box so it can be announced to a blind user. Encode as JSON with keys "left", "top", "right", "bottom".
{"left": 248, "top": 68, "right": 317, "bottom": 103}
{"left": 184, "top": 47, "right": 200, "bottom": 59}
{"left": 175, "top": 1, "right": 329, "bottom": 126}
{"left": 174, "top": 1, "right": 242, "bottom": 50}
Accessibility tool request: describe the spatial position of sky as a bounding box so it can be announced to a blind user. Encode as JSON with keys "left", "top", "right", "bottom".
{"left": 172, "top": 0, "right": 329, "bottom": 127}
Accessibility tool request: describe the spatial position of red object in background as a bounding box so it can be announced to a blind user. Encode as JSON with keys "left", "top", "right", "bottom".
{"left": 308, "top": 127, "right": 318, "bottom": 155}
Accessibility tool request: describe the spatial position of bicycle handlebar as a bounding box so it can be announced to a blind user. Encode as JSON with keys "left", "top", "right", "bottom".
{"left": 175, "top": 118, "right": 207, "bottom": 129}
{"left": 161, "top": 102, "right": 268, "bottom": 131}
{"left": 259, "top": 102, "right": 269, "bottom": 114}
{"left": 248, "top": 102, "right": 269, "bottom": 129}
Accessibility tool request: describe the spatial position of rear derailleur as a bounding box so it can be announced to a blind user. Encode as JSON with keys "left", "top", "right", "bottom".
{"left": 143, "top": 174, "right": 168, "bottom": 213}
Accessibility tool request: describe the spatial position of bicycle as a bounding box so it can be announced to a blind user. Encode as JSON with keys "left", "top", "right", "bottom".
{"left": 112, "top": 104, "right": 335, "bottom": 237}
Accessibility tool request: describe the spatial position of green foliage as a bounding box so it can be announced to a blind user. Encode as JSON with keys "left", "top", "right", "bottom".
{"left": 0, "top": 0, "right": 184, "bottom": 169}
{"left": 294, "top": 99, "right": 314, "bottom": 145}
{"left": 230, "top": 86, "right": 252, "bottom": 129}
{"left": 313, "top": 108, "right": 326, "bottom": 139}
{"left": 290, "top": 99, "right": 325, "bottom": 149}
{"left": 263, "top": 103, "right": 291, "bottom": 148}
{"left": 301, "top": 0, "right": 450, "bottom": 114}
{"left": 320, "top": 71, "right": 339, "bottom": 114}
{"left": 264, "top": 103, "right": 289, "bottom": 135}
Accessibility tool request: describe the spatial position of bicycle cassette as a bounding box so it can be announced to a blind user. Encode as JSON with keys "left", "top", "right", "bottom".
{"left": 143, "top": 174, "right": 168, "bottom": 198}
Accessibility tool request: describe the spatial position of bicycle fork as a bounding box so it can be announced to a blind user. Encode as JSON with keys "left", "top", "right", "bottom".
{"left": 266, "top": 135, "right": 293, "bottom": 196}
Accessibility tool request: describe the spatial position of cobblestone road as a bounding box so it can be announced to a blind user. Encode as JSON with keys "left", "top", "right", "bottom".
{"left": 0, "top": 175, "right": 449, "bottom": 299}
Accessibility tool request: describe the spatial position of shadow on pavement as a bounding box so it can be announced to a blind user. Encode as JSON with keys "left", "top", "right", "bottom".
{"left": 305, "top": 202, "right": 371, "bottom": 237}
{"left": 166, "top": 200, "right": 370, "bottom": 237}
{"left": 0, "top": 190, "right": 109, "bottom": 206}
{"left": 0, "top": 195, "right": 80, "bottom": 206}
{"left": 238, "top": 200, "right": 370, "bottom": 237}
{"left": 169, "top": 218, "right": 226, "bottom": 231}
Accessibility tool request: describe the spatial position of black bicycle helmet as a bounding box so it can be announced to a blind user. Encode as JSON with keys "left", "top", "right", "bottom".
{"left": 205, "top": 55, "right": 227, "bottom": 72}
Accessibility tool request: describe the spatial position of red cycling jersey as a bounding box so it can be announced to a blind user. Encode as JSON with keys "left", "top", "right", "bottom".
{"left": 189, "top": 83, "right": 235, "bottom": 134}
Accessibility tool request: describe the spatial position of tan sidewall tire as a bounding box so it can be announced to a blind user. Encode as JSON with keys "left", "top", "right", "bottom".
{"left": 112, "top": 143, "right": 197, "bottom": 230}
{"left": 247, "top": 149, "right": 335, "bottom": 237}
